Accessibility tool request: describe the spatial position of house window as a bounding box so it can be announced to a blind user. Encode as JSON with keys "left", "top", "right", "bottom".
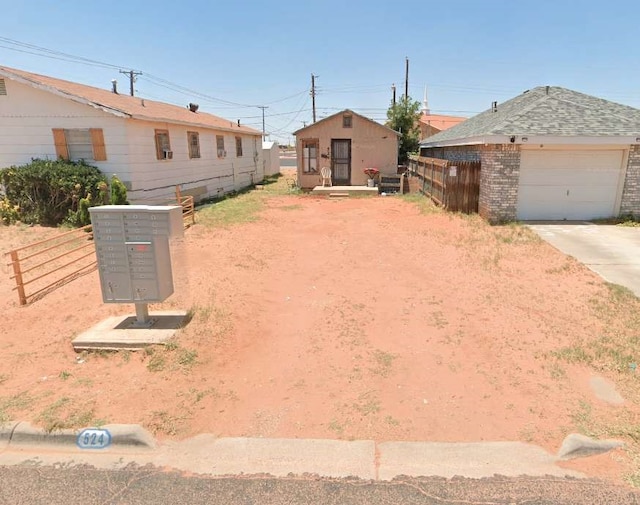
{"left": 343, "top": 114, "right": 352, "bottom": 128}
{"left": 51, "top": 128, "right": 107, "bottom": 161}
{"left": 155, "top": 129, "right": 172, "bottom": 160}
{"left": 65, "top": 129, "right": 94, "bottom": 160}
{"left": 302, "top": 139, "right": 318, "bottom": 173}
{"left": 0, "top": 79, "right": 6, "bottom": 96}
{"left": 235, "top": 136, "right": 243, "bottom": 157}
{"left": 216, "top": 135, "right": 226, "bottom": 158}
{"left": 187, "top": 131, "right": 200, "bottom": 159}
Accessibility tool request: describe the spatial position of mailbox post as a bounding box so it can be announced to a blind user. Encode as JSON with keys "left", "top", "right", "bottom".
{"left": 89, "top": 205, "right": 184, "bottom": 327}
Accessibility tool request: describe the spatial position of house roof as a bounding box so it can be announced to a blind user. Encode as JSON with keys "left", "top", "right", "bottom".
{"left": 419, "top": 113, "right": 466, "bottom": 131}
{"left": 293, "top": 109, "right": 400, "bottom": 136}
{"left": 0, "top": 66, "right": 261, "bottom": 136}
{"left": 420, "top": 86, "right": 640, "bottom": 147}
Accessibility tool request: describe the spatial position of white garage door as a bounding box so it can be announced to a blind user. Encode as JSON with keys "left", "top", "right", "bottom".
{"left": 517, "top": 150, "right": 624, "bottom": 220}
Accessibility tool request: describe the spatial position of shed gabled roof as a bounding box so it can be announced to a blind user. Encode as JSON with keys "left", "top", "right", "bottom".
{"left": 294, "top": 109, "right": 400, "bottom": 136}
{"left": 0, "top": 65, "right": 261, "bottom": 136}
{"left": 420, "top": 86, "right": 640, "bottom": 147}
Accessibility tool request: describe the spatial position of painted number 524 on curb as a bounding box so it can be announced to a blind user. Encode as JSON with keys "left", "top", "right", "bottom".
{"left": 77, "top": 428, "right": 112, "bottom": 449}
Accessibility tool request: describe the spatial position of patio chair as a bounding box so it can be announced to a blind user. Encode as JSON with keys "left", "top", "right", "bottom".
{"left": 321, "top": 167, "right": 332, "bottom": 187}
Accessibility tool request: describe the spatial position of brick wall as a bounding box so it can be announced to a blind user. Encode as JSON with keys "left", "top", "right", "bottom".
{"left": 479, "top": 144, "right": 521, "bottom": 223}
{"left": 620, "top": 145, "right": 640, "bottom": 216}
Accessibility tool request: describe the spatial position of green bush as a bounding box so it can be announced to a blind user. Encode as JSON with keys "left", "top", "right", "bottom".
{"left": 110, "top": 175, "right": 128, "bottom": 205}
{"left": 0, "top": 197, "right": 20, "bottom": 225}
{"left": 0, "top": 158, "right": 107, "bottom": 226}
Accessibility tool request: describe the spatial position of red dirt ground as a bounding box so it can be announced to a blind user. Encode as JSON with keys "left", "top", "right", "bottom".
{"left": 2, "top": 177, "right": 640, "bottom": 485}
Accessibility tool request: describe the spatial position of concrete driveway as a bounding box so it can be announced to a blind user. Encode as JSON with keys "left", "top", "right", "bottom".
{"left": 528, "top": 223, "right": 640, "bottom": 297}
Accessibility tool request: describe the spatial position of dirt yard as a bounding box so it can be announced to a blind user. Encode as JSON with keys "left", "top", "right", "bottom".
{"left": 2, "top": 172, "right": 640, "bottom": 485}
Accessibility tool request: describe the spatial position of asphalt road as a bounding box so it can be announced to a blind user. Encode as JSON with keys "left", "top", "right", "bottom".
{"left": 1, "top": 464, "right": 639, "bottom": 505}
{"left": 280, "top": 155, "right": 296, "bottom": 167}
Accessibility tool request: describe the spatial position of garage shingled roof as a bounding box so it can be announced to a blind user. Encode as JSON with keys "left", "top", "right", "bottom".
{"left": 420, "top": 86, "right": 640, "bottom": 146}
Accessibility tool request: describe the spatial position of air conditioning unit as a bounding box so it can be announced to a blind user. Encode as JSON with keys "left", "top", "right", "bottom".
{"left": 163, "top": 150, "right": 173, "bottom": 160}
{"left": 217, "top": 149, "right": 226, "bottom": 158}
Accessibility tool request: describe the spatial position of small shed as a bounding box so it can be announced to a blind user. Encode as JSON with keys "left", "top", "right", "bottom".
{"left": 294, "top": 109, "right": 399, "bottom": 189}
{"left": 262, "top": 141, "right": 280, "bottom": 177}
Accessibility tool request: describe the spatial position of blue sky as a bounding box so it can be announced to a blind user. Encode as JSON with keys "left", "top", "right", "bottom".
{"left": 1, "top": 0, "right": 639, "bottom": 143}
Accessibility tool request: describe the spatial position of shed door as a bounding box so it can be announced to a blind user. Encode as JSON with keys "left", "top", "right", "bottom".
{"left": 517, "top": 149, "right": 624, "bottom": 220}
{"left": 331, "top": 139, "right": 351, "bottom": 185}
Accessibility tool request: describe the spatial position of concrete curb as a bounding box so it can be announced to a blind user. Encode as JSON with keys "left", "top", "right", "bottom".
{"left": 0, "top": 422, "right": 20, "bottom": 450}
{"left": 156, "top": 436, "right": 376, "bottom": 479}
{"left": 558, "top": 433, "right": 624, "bottom": 460}
{"left": 0, "top": 422, "right": 156, "bottom": 451}
{"left": 0, "top": 423, "right": 625, "bottom": 481}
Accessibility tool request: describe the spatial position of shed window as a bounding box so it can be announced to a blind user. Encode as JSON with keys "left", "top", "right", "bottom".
{"left": 235, "top": 136, "right": 243, "bottom": 157}
{"left": 216, "top": 135, "right": 226, "bottom": 158}
{"left": 302, "top": 139, "right": 318, "bottom": 173}
{"left": 155, "top": 129, "right": 172, "bottom": 160}
{"left": 187, "top": 131, "right": 200, "bottom": 159}
{"left": 343, "top": 114, "right": 352, "bottom": 128}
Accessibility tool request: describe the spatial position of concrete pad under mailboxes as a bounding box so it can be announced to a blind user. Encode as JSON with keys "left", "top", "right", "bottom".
{"left": 72, "top": 310, "right": 188, "bottom": 351}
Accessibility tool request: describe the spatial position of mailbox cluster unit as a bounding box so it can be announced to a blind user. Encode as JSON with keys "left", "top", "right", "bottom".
{"left": 89, "top": 205, "right": 184, "bottom": 304}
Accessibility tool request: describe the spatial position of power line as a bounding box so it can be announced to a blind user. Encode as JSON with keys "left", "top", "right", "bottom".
{"left": 0, "top": 36, "right": 126, "bottom": 70}
{"left": 265, "top": 89, "right": 309, "bottom": 105}
{"left": 267, "top": 96, "right": 310, "bottom": 135}
{"left": 141, "top": 74, "right": 257, "bottom": 108}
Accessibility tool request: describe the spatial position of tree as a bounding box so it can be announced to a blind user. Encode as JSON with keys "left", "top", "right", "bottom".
{"left": 386, "top": 96, "right": 422, "bottom": 164}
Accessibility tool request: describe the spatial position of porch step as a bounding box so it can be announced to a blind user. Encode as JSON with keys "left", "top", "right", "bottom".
{"left": 329, "top": 193, "right": 350, "bottom": 199}
{"left": 311, "top": 186, "right": 378, "bottom": 197}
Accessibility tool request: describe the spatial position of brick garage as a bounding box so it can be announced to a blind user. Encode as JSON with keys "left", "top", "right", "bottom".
{"left": 420, "top": 86, "right": 640, "bottom": 223}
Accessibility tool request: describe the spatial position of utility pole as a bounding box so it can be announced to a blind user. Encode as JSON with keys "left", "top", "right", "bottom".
{"left": 119, "top": 69, "right": 142, "bottom": 97}
{"left": 311, "top": 73, "right": 317, "bottom": 123}
{"left": 257, "top": 106, "right": 268, "bottom": 141}
{"left": 404, "top": 57, "right": 409, "bottom": 101}
{"left": 391, "top": 83, "right": 396, "bottom": 105}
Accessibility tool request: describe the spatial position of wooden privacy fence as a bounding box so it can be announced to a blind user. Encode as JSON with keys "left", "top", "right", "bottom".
{"left": 5, "top": 225, "right": 97, "bottom": 306}
{"left": 407, "top": 155, "right": 481, "bottom": 213}
{"left": 175, "top": 186, "right": 196, "bottom": 227}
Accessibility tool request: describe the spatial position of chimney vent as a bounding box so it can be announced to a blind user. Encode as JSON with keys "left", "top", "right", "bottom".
{"left": 111, "top": 79, "right": 118, "bottom": 94}
{"left": 491, "top": 101, "right": 498, "bottom": 112}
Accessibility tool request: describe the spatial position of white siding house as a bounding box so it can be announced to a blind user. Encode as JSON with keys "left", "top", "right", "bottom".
{"left": 0, "top": 66, "right": 264, "bottom": 203}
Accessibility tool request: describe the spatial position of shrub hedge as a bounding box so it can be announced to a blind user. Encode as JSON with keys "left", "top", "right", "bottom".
{"left": 0, "top": 158, "right": 111, "bottom": 226}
